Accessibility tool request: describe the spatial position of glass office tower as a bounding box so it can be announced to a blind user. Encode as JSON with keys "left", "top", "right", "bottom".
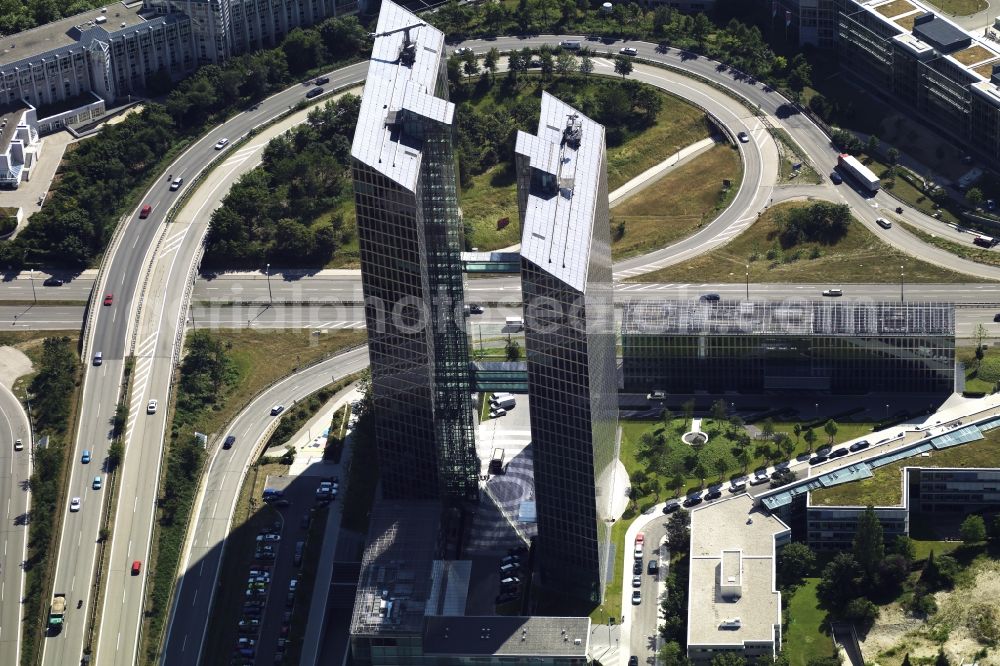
{"left": 622, "top": 300, "right": 955, "bottom": 394}
{"left": 516, "top": 93, "right": 619, "bottom": 604}
{"left": 350, "top": 0, "right": 478, "bottom": 501}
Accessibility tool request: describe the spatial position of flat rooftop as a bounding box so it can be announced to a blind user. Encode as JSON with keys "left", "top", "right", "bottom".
{"left": 349, "top": 500, "right": 443, "bottom": 637}
{"left": 422, "top": 616, "right": 590, "bottom": 657}
{"left": 350, "top": 0, "right": 451, "bottom": 193}
{"left": 515, "top": 92, "right": 605, "bottom": 293}
{"left": 0, "top": 2, "right": 148, "bottom": 67}
{"left": 810, "top": 430, "right": 1000, "bottom": 507}
{"left": 688, "top": 494, "right": 789, "bottom": 650}
{"left": 620, "top": 300, "right": 955, "bottom": 337}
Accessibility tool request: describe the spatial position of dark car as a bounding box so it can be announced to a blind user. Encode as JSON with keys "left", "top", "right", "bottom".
{"left": 849, "top": 440, "right": 871, "bottom": 452}
{"left": 223, "top": 435, "right": 236, "bottom": 449}
{"left": 43, "top": 277, "right": 64, "bottom": 286}
{"left": 315, "top": 76, "right": 330, "bottom": 85}
{"left": 629, "top": 657, "right": 639, "bottom": 666}
{"left": 306, "top": 86, "right": 324, "bottom": 98}
{"left": 633, "top": 560, "right": 642, "bottom": 575}
{"left": 705, "top": 488, "right": 723, "bottom": 500}
{"left": 683, "top": 494, "right": 703, "bottom": 508}
{"left": 662, "top": 501, "right": 681, "bottom": 514}
{"left": 468, "top": 304, "right": 484, "bottom": 314}
{"left": 829, "top": 448, "right": 849, "bottom": 458}
{"left": 699, "top": 293, "right": 721, "bottom": 302}
{"left": 809, "top": 455, "right": 829, "bottom": 465}
{"left": 830, "top": 171, "right": 843, "bottom": 184}
{"left": 994, "top": 313, "right": 1000, "bottom": 322}
{"left": 648, "top": 559, "right": 659, "bottom": 574}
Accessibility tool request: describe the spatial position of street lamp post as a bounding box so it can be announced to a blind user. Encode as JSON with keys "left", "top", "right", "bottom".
{"left": 265, "top": 263, "right": 273, "bottom": 306}
{"left": 745, "top": 263, "right": 750, "bottom": 300}
{"left": 29, "top": 269, "right": 36, "bottom": 303}
{"left": 900, "top": 265, "right": 904, "bottom": 302}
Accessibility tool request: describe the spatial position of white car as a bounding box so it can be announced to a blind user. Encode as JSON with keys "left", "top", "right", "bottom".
{"left": 147, "top": 399, "right": 158, "bottom": 414}
{"left": 169, "top": 177, "right": 183, "bottom": 191}
{"left": 632, "top": 575, "right": 642, "bottom": 588}
{"left": 632, "top": 590, "right": 642, "bottom": 605}
{"left": 489, "top": 408, "right": 507, "bottom": 419}
{"left": 70, "top": 497, "right": 81, "bottom": 512}
{"left": 14, "top": 438, "right": 23, "bottom": 451}
{"left": 738, "top": 131, "right": 750, "bottom": 143}
{"left": 214, "top": 138, "right": 229, "bottom": 150}
{"left": 620, "top": 47, "right": 638, "bottom": 56}
{"left": 454, "top": 46, "right": 472, "bottom": 56}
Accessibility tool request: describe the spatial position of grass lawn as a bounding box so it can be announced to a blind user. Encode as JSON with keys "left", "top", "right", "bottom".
{"left": 610, "top": 144, "right": 742, "bottom": 260}
{"left": 899, "top": 219, "right": 1000, "bottom": 271}
{"left": 460, "top": 76, "right": 711, "bottom": 251}
{"left": 958, "top": 345, "right": 1000, "bottom": 394}
{"left": 785, "top": 578, "right": 835, "bottom": 666}
{"left": 923, "top": 0, "right": 988, "bottom": 15}
{"left": 177, "top": 329, "right": 367, "bottom": 441}
{"left": 633, "top": 201, "right": 982, "bottom": 284}
{"left": 811, "top": 432, "right": 1000, "bottom": 506}
{"left": 590, "top": 517, "right": 631, "bottom": 624}
{"left": 621, "top": 417, "right": 878, "bottom": 504}
{"left": 201, "top": 462, "right": 285, "bottom": 666}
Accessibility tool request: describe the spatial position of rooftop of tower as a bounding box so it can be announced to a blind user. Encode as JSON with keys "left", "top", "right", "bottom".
{"left": 515, "top": 92, "right": 605, "bottom": 293}
{"left": 350, "top": 0, "right": 452, "bottom": 193}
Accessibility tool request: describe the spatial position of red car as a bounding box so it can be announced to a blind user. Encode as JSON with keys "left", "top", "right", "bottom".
{"left": 139, "top": 204, "right": 152, "bottom": 219}
{"left": 103, "top": 293, "right": 113, "bottom": 306}
{"left": 131, "top": 560, "right": 142, "bottom": 575}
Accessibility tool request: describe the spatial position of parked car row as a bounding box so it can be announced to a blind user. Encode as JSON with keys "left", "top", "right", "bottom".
{"left": 255, "top": 525, "right": 281, "bottom": 562}
{"left": 496, "top": 547, "right": 527, "bottom": 605}
{"left": 235, "top": 562, "right": 272, "bottom": 662}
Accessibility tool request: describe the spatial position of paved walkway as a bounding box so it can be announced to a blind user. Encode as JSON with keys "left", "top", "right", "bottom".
{"left": 609, "top": 136, "right": 719, "bottom": 207}
{"left": 5, "top": 130, "right": 75, "bottom": 235}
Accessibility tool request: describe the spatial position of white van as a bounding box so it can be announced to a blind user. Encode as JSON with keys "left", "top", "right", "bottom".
{"left": 505, "top": 316, "right": 524, "bottom": 331}
{"left": 560, "top": 40, "right": 582, "bottom": 49}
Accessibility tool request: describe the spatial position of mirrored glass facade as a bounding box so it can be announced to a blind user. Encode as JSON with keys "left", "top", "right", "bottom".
{"left": 622, "top": 300, "right": 955, "bottom": 394}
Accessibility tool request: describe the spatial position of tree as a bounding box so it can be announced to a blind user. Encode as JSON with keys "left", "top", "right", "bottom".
{"left": 935, "top": 649, "right": 950, "bottom": 666}
{"left": 539, "top": 50, "right": 555, "bottom": 79}
{"left": 648, "top": 478, "right": 662, "bottom": 502}
{"left": 505, "top": 338, "right": 522, "bottom": 361}
{"left": 711, "top": 399, "right": 728, "bottom": 424}
{"left": 736, "top": 448, "right": 751, "bottom": 474}
{"left": 890, "top": 535, "right": 916, "bottom": 563}
{"left": 967, "top": 187, "right": 984, "bottom": 207}
{"left": 667, "top": 510, "right": 691, "bottom": 550}
{"left": 844, "top": 597, "right": 879, "bottom": 628}
{"left": 803, "top": 428, "right": 817, "bottom": 452}
{"left": 960, "top": 514, "right": 987, "bottom": 543}
{"left": 661, "top": 407, "right": 675, "bottom": 429}
{"left": 866, "top": 134, "right": 880, "bottom": 155}
{"left": 853, "top": 506, "right": 885, "bottom": 585}
{"left": 579, "top": 54, "right": 594, "bottom": 76}
{"left": 777, "top": 433, "right": 795, "bottom": 461}
{"left": 792, "top": 423, "right": 802, "bottom": 444}
{"left": 555, "top": 52, "right": 577, "bottom": 76}
{"left": 817, "top": 552, "right": 861, "bottom": 611}
{"left": 902, "top": 655, "right": 912, "bottom": 666}
{"left": 887, "top": 146, "right": 900, "bottom": 165}
{"left": 670, "top": 471, "right": 686, "bottom": 497}
{"left": 483, "top": 47, "right": 500, "bottom": 81}
{"left": 761, "top": 418, "right": 776, "bottom": 441}
{"left": 692, "top": 460, "right": 708, "bottom": 487}
{"left": 659, "top": 641, "right": 687, "bottom": 666}
{"left": 823, "top": 419, "right": 838, "bottom": 444}
{"left": 879, "top": 553, "right": 910, "bottom": 590}
{"left": 613, "top": 54, "right": 634, "bottom": 78}
{"left": 711, "top": 653, "right": 748, "bottom": 666}
{"left": 682, "top": 399, "right": 695, "bottom": 425}
{"left": 778, "top": 541, "right": 815, "bottom": 588}
{"left": 462, "top": 54, "right": 480, "bottom": 78}
{"left": 713, "top": 456, "right": 729, "bottom": 482}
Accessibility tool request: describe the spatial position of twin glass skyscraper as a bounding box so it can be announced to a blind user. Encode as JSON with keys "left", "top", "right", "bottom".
{"left": 515, "top": 94, "right": 620, "bottom": 604}
{"left": 350, "top": 0, "right": 478, "bottom": 501}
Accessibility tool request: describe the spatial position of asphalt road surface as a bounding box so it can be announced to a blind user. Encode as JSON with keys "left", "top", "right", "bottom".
{"left": 0, "top": 383, "right": 30, "bottom": 666}
{"left": 629, "top": 523, "right": 669, "bottom": 665}
{"left": 161, "top": 347, "right": 368, "bottom": 665}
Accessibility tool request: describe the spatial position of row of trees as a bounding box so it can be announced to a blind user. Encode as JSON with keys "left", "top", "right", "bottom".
{"left": 0, "top": 16, "right": 369, "bottom": 271}
{"left": 204, "top": 95, "right": 360, "bottom": 268}
{"left": 174, "top": 331, "right": 236, "bottom": 430}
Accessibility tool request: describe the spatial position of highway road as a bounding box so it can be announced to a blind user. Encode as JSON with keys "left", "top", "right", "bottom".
{"left": 38, "top": 61, "right": 366, "bottom": 666}
{"left": 0, "top": 383, "right": 30, "bottom": 666}
{"left": 27, "top": 27, "right": 1000, "bottom": 666}
{"left": 161, "top": 347, "right": 368, "bottom": 665}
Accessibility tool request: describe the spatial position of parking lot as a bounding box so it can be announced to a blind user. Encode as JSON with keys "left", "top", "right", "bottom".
{"left": 228, "top": 467, "right": 337, "bottom": 664}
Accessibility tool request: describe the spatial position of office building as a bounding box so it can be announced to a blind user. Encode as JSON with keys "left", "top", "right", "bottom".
{"left": 835, "top": 0, "right": 1000, "bottom": 166}
{"left": 515, "top": 93, "right": 619, "bottom": 604}
{"left": 0, "top": 0, "right": 355, "bottom": 131}
{"left": 687, "top": 495, "right": 791, "bottom": 663}
{"left": 774, "top": 0, "right": 837, "bottom": 48}
{"left": 759, "top": 415, "right": 1000, "bottom": 549}
{"left": 351, "top": 0, "right": 479, "bottom": 501}
{"left": 621, "top": 300, "right": 955, "bottom": 395}
{"left": 349, "top": 501, "right": 590, "bottom": 666}
{"left": 0, "top": 102, "right": 40, "bottom": 188}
